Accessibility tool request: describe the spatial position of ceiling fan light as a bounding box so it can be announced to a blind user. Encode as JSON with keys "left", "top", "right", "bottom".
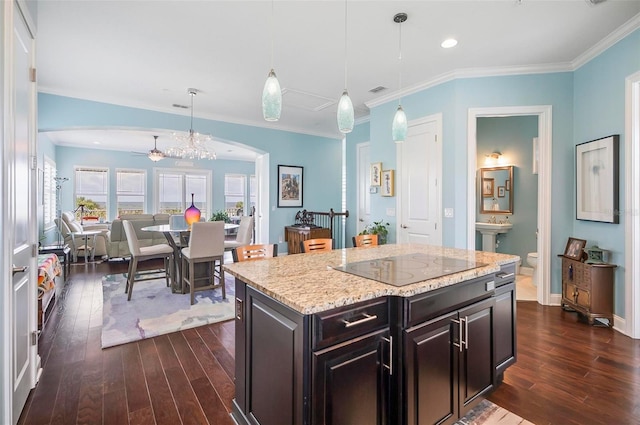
{"left": 392, "top": 105, "right": 407, "bottom": 142}
{"left": 262, "top": 69, "right": 282, "bottom": 121}
{"left": 148, "top": 149, "right": 165, "bottom": 162}
{"left": 337, "top": 90, "right": 354, "bottom": 134}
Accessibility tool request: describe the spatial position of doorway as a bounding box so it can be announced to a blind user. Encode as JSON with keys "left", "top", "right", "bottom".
{"left": 467, "top": 106, "right": 553, "bottom": 305}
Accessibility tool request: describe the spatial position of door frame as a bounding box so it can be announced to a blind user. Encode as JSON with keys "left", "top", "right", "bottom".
{"left": 625, "top": 71, "right": 640, "bottom": 339}
{"left": 467, "top": 106, "right": 552, "bottom": 305}
{"left": 356, "top": 142, "right": 370, "bottom": 235}
{"left": 396, "top": 113, "right": 443, "bottom": 245}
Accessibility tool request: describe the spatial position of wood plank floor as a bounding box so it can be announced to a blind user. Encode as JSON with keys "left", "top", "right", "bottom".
{"left": 19, "top": 259, "right": 640, "bottom": 425}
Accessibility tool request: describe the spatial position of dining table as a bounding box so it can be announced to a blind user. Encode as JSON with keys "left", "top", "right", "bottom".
{"left": 141, "top": 222, "right": 240, "bottom": 293}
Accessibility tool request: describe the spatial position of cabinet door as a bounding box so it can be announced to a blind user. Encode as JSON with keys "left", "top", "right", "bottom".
{"left": 404, "top": 312, "right": 459, "bottom": 425}
{"left": 458, "top": 298, "right": 495, "bottom": 415}
{"left": 312, "top": 328, "right": 390, "bottom": 425}
{"left": 494, "top": 283, "right": 516, "bottom": 376}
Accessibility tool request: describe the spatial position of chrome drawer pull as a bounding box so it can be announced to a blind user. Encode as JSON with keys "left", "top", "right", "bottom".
{"left": 382, "top": 336, "right": 393, "bottom": 375}
{"left": 496, "top": 272, "right": 514, "bottom": 279}
{"left": 452, "top": 318, "right": 464, "bottom": 352}
{"left": 342, "top": 313, "right": 377, "bottom": 328}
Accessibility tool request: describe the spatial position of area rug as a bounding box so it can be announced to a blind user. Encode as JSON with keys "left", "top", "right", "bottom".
{"left": 101, "top": 271, "right": 235, "bottom": 348}
{"left": 455, "top": 399, "right": 535, "bottom": 425}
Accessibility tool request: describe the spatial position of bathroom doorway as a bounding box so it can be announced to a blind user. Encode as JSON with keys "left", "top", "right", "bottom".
{"left": 467, "top": 106, "right": 553, "bottom": 305}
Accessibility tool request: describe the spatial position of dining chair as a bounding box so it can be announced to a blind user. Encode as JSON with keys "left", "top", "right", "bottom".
{"left": 301, "top": 238, "right": 333, "bottom": 253}
{"left": 224, "top": 215, "right": 254, "bottom": 252}
{"left": 122, "top": 220, "right": 174, "bottom": 301}
{"left": 181, "top": 221, "right": 226, "bottom": 305}
{"left": 352, "top": 234, "right": 379, "bottom": 247}
{"left": 232, "top": 244, "right": 278, "bottom": 262}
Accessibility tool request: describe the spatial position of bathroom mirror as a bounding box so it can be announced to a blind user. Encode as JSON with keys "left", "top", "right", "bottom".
{"left": 479, "top": 166, "right": 514, "bottom": 214}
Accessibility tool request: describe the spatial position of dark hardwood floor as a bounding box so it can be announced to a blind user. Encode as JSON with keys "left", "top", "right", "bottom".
{"left": 19, "top": 259, "right": 640, "bottom": 425}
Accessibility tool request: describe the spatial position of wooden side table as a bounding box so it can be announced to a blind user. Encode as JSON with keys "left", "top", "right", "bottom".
{"left": 284, "top": 226, "right": 331, "bottom": 254}
{"left": 39, "top": 244, "right": 71, "bottom": 281}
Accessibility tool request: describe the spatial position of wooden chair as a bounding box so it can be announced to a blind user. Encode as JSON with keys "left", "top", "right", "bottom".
{"left": 301, "top": 238, "right": 333, "bottom": 253}
{"left": 232, "top": 244, "right": 278, "bottom": 262}
{"left": 353, "top": 234, "right": 379, "bottom": 247}
{"left": 122, "top": 220, "right": 174, "bottom": 301}
{"left": 181, "top": 221, "right": 226, "bottom": 305}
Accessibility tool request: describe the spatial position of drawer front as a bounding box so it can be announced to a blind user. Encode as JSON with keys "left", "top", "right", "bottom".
{"left": 406, "top": 275, "right": 494, "bottom": 327}
{"left": 562, "top": 258, "right": 583, "bottom": 285}
{"left": 495, "top": 263, "right": 516, "bottom": 287}
{"left": 312, "top": 298, "right": 389, "bottom": 350}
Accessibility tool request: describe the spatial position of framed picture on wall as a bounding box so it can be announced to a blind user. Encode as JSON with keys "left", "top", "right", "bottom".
{"left": 497, "top": 186, "right": 506, "bottom": 198}
{"left": 370, "top": 162, "right": 382, "bottom": 186}
{"left": 576, "top": 135, "right": 619, "bottom": 223}
{"left": 381, "top": 170, "right": 395, "bottom": 197}
{"left": 482, "top": 178, "right": 494, "bottom": 197}
{"left": 277, "top": 165, "right": 303, "bottom": 208}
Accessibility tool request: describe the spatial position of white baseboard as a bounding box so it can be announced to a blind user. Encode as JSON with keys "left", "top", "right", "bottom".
{"left": 519, "top": 266, "right": 533, "bottom": 276}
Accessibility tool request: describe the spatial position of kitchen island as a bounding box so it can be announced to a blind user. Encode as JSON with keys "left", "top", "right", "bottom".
{"left": 224, "top": 244, "right": 519, "bottom": 425}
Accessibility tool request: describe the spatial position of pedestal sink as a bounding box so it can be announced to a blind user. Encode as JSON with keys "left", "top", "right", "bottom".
{"left": 476, "top": 222, "right": 513, "bottom": 252}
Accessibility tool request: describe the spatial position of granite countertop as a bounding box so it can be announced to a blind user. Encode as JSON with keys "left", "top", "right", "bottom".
{"left": 223, "top": 244, "right": 520, "bottom": 315}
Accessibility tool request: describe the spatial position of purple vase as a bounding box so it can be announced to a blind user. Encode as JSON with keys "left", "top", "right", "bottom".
{"left": 184, "top": 193, "right": 201, "bottom": 228}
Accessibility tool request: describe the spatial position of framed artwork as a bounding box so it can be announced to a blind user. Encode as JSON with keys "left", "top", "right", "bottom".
{"left": 576, "top": 135, "right": 619, "bottom": 223}
{"left": 482, "top": 178, "right": 494, "bottom": 197}
{"left": 564, "top": 237, "right": 587, "bottom": 261}
{"left": 381, "top": 170, "right": 394, "bottom": 197}
{"left": 497, "top": 186, "right": 506, "bottom": 198}
{"left": 277, "top": 165, "right": 303, "bottom": 208}
{"left": 370, "top": 162, "right": 382, "bottom": 186}
{"left": 505, "top": 179, "right": 511, "bottom": 191}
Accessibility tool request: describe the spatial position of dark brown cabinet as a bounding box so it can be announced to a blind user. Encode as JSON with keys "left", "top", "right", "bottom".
{"left": 404, "top": 298, "right": 495, "bottom": 425}
{"left": 493, "top": 263, "right": 517, "bottom": 379}
{"left": 560, "top": 256, "right": 616, "bottom": 326}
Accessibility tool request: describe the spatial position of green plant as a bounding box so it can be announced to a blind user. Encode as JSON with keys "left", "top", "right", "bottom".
{"left": 210, "top": 210, "right": 231, "bottom": 223}
{"left": 359, "top": 220, "right": 390, "bottom": 244}
{"left": 235, "top": 201, "right": 244, "bottom": 209}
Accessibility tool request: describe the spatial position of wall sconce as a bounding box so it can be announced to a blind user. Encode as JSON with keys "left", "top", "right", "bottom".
{"left": 484, "top": 151, "right": 503, "bottom": 166}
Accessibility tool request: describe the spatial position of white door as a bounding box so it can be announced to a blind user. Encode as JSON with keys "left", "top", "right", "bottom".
{"left": 356, "top": 143, "right": 371, "bottom": 235}
{"left": 5, "top": 4, "right": 38, "bottom": 423}
{"left": 398, "top": 115, "right": 442, "bottom": 245}
{"left": 255, "top": 153, "right": 269, "bottom": 244}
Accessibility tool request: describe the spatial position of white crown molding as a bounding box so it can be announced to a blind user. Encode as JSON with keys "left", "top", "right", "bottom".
{"left": 572, "top": 12, "right": 640, "bottom": 70}
{"left": 37, "top": 87, "right": 343, "bottom": 141}
{"left": 355, "top": 115, "right": 370, "bottom": 126}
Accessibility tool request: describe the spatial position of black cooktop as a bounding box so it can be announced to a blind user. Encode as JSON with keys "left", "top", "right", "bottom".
{"left": 334, "top": 253, "right": 486, "bottom": 287}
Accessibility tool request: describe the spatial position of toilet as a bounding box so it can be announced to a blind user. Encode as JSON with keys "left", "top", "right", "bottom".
{"left": 526, "top": 252, "right": 539, "bottom": 286}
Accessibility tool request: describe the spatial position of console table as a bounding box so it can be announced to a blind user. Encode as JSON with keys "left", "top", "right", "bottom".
{"left": 284, "top": 225, "right": 331, "bottom": 254}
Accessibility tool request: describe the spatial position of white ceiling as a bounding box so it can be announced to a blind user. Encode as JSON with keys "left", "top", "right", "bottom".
{"left": 36, "top": 0, "right": 640, "bottom": 160}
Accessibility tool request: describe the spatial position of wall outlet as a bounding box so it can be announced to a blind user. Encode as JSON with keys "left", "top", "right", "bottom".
{"left": 386, "top": 208, "right": 396, "bottom": 217}
{"left": 444, "top": 208, "right": 454, "bottom": 218}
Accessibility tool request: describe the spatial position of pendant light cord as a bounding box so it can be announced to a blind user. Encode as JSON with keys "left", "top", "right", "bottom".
{"left": 344, "top": 0, "right": 348, "bottom": 89}
{"left": 270, "top": 0, "right": 275, "bottom": 69}
{"left": 190, "top": 91, "right": 194, "bottom": 134}
{"left": 398, "top": 18, "right": 403, "bottom": 105}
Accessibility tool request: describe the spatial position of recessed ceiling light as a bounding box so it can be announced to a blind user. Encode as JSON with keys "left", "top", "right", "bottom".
{"left": 93, "top": 141, "right": 101, "bottom": 145}
{"left": 441, "top": 38, "right": 458, "bottom": 49}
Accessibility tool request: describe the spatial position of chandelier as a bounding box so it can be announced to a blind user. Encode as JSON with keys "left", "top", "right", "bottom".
{"left": 166, "top": 88, "right": 217, "bottom": 160}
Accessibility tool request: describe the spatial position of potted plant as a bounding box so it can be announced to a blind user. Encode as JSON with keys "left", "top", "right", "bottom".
{"left": 359, "top": 220, "right": 390, "bottom": 244}
{"left": 235, "top": 201, "right": 244, "bottom": 216}
{"left": 210, "top": 210, "right": 231, "bottom": 223}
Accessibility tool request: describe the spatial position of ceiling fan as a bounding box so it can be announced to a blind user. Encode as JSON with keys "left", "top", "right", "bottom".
{"left": 132, "top": 135, "right": 166, "bottom": 161}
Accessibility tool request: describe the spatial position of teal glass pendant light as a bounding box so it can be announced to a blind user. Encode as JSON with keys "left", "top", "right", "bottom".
{"left": 263, "top": 0, "right": 282, "bottom": 121}
{"left": 392, "top": 12, "right": 408, "bottom": 142}
{"left": 263, "top": 69, "right": 282, "bottom": 121}
{"left": 337, "top": 0, "right": 354, "bottom": 134}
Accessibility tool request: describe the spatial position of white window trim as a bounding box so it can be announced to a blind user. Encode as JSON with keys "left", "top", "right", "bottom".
{"left": 153, "top": 167, "right": 212, "bottom": 217}
{"left": 116, "top": 168, "right": 147, "bottom": 215}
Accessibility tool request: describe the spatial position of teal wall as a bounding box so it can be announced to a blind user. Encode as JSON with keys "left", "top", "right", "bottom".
{"left": 572, "top": 28, "right": 640, "bottom": 316}
{"left": 38, "top": 94, "right": 343, "bottom": 253}
{"left": 475, "top": 116, "right": 539, "bottom": 263}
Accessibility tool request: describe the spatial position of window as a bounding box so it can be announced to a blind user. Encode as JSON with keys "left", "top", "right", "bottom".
{"left": 155, "top": 169, "right": 211, "bottom": 219}
{"left": 117, "top": 169, "right": 146, "bottom": 216}
{"left": 74, "top": 167, "right": 108, "bottom": 220}
{"left": 43, "top": 157, "right": 57, "bottom": 228}
{"left": 250, "top": 175, "right": 256, "bottom": 213}
{"left": 225, "top": 174, "right": 246, "bottom": 215}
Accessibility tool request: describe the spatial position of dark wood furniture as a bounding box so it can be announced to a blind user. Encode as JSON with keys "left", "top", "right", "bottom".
{"left": 560, "top": 255, "right": 616, "bottom": 326}
{"left": 284, "top": 225, "right": 331, "bottom": 254}
{"left": 39, "top": 244, "right": 70, "bottom": 281}
{"left": 231, "top": 263, "right": 516, "bottom": 425}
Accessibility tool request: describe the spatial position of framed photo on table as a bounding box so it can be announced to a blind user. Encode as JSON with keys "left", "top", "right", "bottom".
{"left": 564, "top": 237, "right": 586, "bottom": 261}
{"left": 278, "top": 165, "right": 303, "bottom": 208}
{"left": 576, "top": 135, "right": 619, "bottom": 223}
